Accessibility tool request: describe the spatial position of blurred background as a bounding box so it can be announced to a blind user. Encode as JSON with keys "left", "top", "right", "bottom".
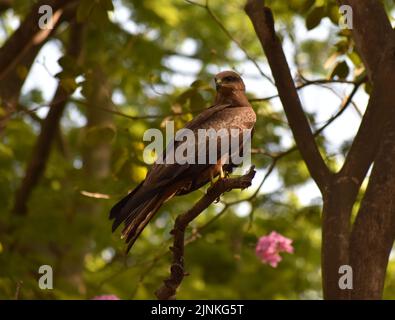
{"left": 1, "top": 0, "right": 395, "bottom": 299}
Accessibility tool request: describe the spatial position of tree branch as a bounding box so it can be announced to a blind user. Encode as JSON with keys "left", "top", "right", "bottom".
{"left": 337, "top": 0, "right": 393, "bottom": 80}
{"left": 349, "top": 117, "right": 395, "bottom": 299}
{"left": 0, "top": 2, "right": 76, "bottom": 134}
{"left": 0, "top": 44, "right": 41, "bottom": 134}
{"left": 0, "top": 0, "right": 77, "bottom": 81}
{"left": 334, "top": 1, "right": 395, "bottom": 300}
{"left": 155, "top": 167, "right": 256, "bottom": 300}
{"left": 316, "top": 2, "right": 395, "bottom": 299}
{"left": 249, "top": 78, "right": 361, "bottom": 103}
{"left": 335, "top": 1, "right": 395, "bottom": 191}
{"left": 338, "top": 36, "right": 395, "bottom": 191}
{"left": 184, "top": 0, "right": 274, "bottom": 85}
{"left": 12, "top": 21, "right": 84, "bottom": 215}
{"left": 244, "top": 0, "right": 332, "bottom": 192}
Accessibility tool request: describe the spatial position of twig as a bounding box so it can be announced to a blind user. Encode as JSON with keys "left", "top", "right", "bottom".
{"left": 14, "top": 281, "right": 23, "bottom": 300}
{"left": 0, "top": 0, "right": 76, "bottom": 81}
{"left": 190, "top": 82, "right": 360, "bottom": 237}
{"left": 184, "top": 0, "right": 274, "bottom": 85}
{"left": 155, "top": 166, "right": 256, "bottom": 300}
{"left": 314, "top": 78, "right": 364, "bottom": 135}
{"left": 250, "top": 78, "right": 361, "bottom": 103}
{"left": 245, "top": 0, "right": 332, "bottom": 192}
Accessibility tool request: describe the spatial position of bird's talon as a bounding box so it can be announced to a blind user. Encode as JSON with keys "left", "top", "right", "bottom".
{"left": 219, "top": 166, "right": 225, "bottom": 179}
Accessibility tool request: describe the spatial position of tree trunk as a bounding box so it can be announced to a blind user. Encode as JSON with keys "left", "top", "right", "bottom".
{"left": 246, "top": 0, "right": 395, "bottom": 299}
{"left": 349, "top": 117, "right": 395, "bottom": 299}
{"left": 82, "top": 67, "right": 114, "bottom": 179}
{"left": 321, "top": 181, "right": 353, "bottom": 299}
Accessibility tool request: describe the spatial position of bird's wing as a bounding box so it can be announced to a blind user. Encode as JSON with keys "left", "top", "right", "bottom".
{"left": 184, "top": 103, "right": 231, "bottom": 130}
{"left": 143, "top": 103, "right": 232, "bottom": 187}
{"left": 113, "top": 103, "right": 233, "bottom": 224}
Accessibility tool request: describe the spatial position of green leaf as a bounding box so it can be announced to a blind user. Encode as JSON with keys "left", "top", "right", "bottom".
{"left": 90, "top": 5, "right": 110, "bottom": 26}
{"left": 364, "top": 81, "right": 373, "bottom": 95}
{"left": 190, "top": 79, "right": 207, "bottom": 89}
{"left": 330, "top": 60, "right": 350, "bottom": 79}
{"left": 301, "top": 0, "right": 316, "bottom": 11}
{"left": 58, "top": 56, "right": 79, "bottom": 75}
{"left": 347, "top": 50, "right": 362, "bottom": 67}
{"left": 60, "top": 77, "right": 78, "bottom": 93}
{"left": 335, "top": 39, "right": 349, "bottom": 54}
{"left": 0, "top": 106, "right": 5, "bottom": 117}
{"left": 326, "top": 3, "right": 340, "bottom": 25}
{"left": 99, "top": 0, "right": 114, "bottom": 11}
{"left": 85, "top": 125, "right": 116, "bottom": 145}
{"left": 306, "top": 6, "right": 325, "bottom": 30}
{"left": 0, "top": 143, "right": 14, "bottom": 158}
{"left": 77, "top": 0, "right": 96, "bottom": 22}
{"left": 289, "top": 0, "right": 315, "bottom": 12}
{"left": 16, "top": 65, "right": 28, "bottom": 79}
{"left": 80, "top": 80, "right": 93, "bottom": 99}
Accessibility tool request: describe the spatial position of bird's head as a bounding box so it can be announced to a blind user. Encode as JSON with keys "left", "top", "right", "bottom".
{"left": 214, "top": 71, "right": 245, "bottom": 93}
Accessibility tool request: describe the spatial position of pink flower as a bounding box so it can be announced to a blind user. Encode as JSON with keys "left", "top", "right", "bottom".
{"left": 255, "top": 231, "right": 294, "bottom": 268}
{"left": 91, "top": 294, "right": 120, "bottom": 300}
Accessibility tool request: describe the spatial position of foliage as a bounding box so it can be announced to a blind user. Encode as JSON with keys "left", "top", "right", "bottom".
{"left": 1, "top": 0, "right": 395, "bottom": 300}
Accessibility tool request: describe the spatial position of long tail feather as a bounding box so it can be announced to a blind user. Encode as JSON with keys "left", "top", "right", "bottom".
{"left": 110, "top": 183, "right": 160, "bottom": 232}
{"left": 109, "top": 181, "right": 143, "bottom": 220}
{"left": 123, "top": 196, "right": 165, "bottom": 252}
{"left": 110, "top": 184, "right": 173, "bottom": 252}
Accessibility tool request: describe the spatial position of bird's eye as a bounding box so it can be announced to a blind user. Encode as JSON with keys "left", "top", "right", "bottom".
{"left": 223, "top": 76, "right": 237, "bottom": 82}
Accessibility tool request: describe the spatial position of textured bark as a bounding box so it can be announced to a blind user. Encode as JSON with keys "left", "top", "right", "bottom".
{"left": 321, "top": 181, "right": 355, "bottom": 299}
{"left": 156, "top": 167, "right": 256, "bottom": 300}
{"left": 349, "top": 116, "right": 395, "bottom": 299}
{"left": 336, "top": 1, "right": 395, "bottom": 299}
{"left": 323, "top": 38, "right": 395, "bottom": 299}
{"left": 246, "top": 0, "right": 395, "bottom": 300}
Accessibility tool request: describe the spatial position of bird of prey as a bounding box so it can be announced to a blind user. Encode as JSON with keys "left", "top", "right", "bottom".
{"left": 110, "top": 71, "right": 256, "bottom": 252}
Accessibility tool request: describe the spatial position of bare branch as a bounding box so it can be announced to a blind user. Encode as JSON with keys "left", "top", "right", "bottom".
{"left": 0, "top": 47, "right": 41, "bottom": 133}
{"left": 155, "top": 167, "right": 256, "bottom": 300}
{"left": 184, "top": 0, "right": 274, "bottom": 85}
{"left": 250, "top": 77, "right": 363, "bottom": 103}
{"left": 315, "top": 77, "right": 364, "bottom": 136}
{"left": 245, "top": 0, "right": 332, "bottom": 192}
{"left": 0, "top": 1, "right": 77, "bottom": 134}
{"left": 0, "top": 0, "right": 77, "bottom": 81}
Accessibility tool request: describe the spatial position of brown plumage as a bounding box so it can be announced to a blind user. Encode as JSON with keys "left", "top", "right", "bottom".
{"left": 110, "top": 71, "right": 256, "bottom": 252}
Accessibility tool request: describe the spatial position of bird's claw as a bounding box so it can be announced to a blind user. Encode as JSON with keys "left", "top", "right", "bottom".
{"left": 219, "top": 166, "right": 225, "bottom": 179}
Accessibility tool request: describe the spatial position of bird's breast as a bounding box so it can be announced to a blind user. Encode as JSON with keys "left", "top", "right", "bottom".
{"left": 197, "top": 106, "right": 256, "bottom": 132}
